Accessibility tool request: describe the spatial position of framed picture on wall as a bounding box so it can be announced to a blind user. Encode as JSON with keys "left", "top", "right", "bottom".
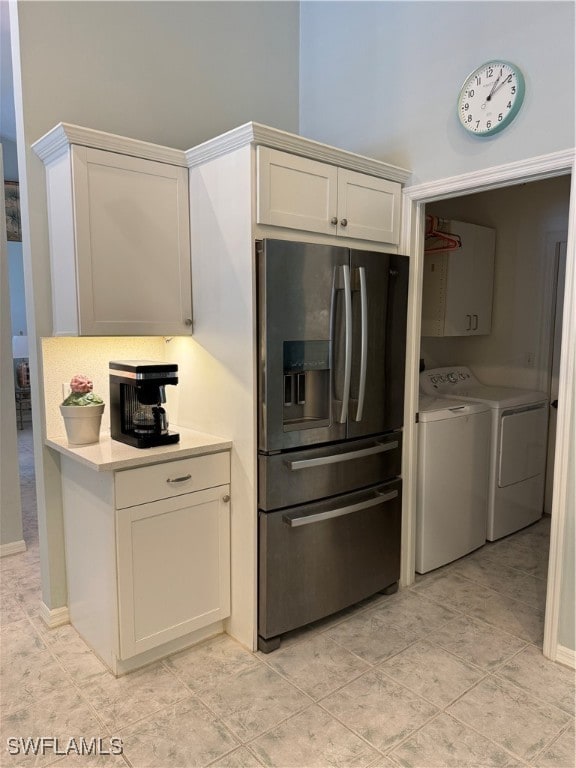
{"left": 5, "top": 181, "right": 22, "bottom": 241}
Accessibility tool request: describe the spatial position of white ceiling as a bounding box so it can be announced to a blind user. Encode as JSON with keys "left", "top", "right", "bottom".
{"left": 1, "top": 0, "right": 17, "bottom": 142}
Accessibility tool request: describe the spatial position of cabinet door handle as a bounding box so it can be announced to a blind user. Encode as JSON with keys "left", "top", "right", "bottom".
{"left": 166, "top": 474, "right": 192, "bottom": 484}
{"left": 473, "top": 314, "right": 479, "bottom": 330}
{"left": 222, "top": 494, "right": 231, "bottom": 503}
{"left": 330, "top": 216, "right": 338, "bottom": 225}
{"left": 340, "top": 218, "right": 348, "bottom": 227}
{"left": 466, "top": 314, "right": 472, "bottom": 331}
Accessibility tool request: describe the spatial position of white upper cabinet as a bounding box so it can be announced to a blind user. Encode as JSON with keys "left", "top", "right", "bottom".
{"left": 256, "top": 147, "right": 338, "bottom": 235}
{"left": 33, "top": 125, "right": 192, "bottom": 336}
{"left": 256, "top": 147, "right": 401, "bottom": 245}
{"left": 421, "top": 221, "right": 496, "bottom": 337}
{"left": 336, "top": 167, "right": 401, "bottom": 244}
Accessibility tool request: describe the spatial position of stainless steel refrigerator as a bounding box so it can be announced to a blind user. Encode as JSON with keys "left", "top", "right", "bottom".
{"left": 257, "top": 239, "right": 409, "bottom": 652}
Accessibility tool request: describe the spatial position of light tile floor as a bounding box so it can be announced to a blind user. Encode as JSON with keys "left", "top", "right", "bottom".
{"left": 1, "top": 426, "right": 574, "bottom": 768}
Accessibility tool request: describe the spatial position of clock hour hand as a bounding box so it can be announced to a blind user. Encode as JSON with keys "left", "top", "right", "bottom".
{"left": 487, "top": 74, "right": 511, "bottom": 101}
{"left": 486, "top": 74, "right": 502, "bottom": 102}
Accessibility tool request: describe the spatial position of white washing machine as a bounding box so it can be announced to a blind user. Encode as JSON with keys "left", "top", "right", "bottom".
{"left": 416, "top": 396, "right": 491, "bottom": 573}
{"left": 420, "top": 367, "right": 549, "bottom": 541}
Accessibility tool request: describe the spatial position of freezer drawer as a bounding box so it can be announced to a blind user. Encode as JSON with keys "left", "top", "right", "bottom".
{"left": 258, "top": 479, "right": 402, "bottom": 642}
{"left": 259, "top": 432, "right": 402, "bottom": 511}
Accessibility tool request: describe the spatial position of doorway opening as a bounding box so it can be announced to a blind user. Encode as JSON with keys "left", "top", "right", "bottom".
{"left": 414, "top": 177, "right": 569, "bottom": 632}
{"left": 402, "top": 151, "right": 575, "bottom": 665}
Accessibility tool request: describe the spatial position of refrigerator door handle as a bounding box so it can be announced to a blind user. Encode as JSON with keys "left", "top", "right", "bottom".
{"left": 338, "top": 264, "right": 353, "bottom": 424}
{"left": 282, "top": 489, "right": 399, "bottom": 527}
{"left": 354, "top": 266, "right": 368, "bottom": 422}
{"left": 285, "top": 440, "right": 399, "bottom": 470}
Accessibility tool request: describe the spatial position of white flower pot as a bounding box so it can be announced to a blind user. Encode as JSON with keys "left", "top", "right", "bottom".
{"left": 60, "top": 404, "right": 105, "bottom": 446}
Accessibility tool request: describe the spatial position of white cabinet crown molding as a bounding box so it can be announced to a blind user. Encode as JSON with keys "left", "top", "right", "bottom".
{"left": 32, "top": 123, "right": 188, "bottom": 167}
{"left": 32, "top": 121, "right": 413, "bottom": 183}
{"left": 185, "top": 121, "right": 412, "bottom": 183}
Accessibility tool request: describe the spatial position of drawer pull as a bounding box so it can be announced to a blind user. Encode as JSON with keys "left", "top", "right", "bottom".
{"left": 286, "top": 441, "right": 398, "bottom": 470}
{"left": 283, "top": 489, "right": 398, "bottom": 527}
{"left": 166, "top": 474, "right": 192, "bottom": 484}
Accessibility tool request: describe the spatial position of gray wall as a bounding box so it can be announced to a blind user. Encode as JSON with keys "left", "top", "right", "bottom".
{"left": 8, "top": 243, "right": 26, "bottom": 336}
{"left": 1, "top": 137, "right": 19, "bottom": 179}
{"left": 12, "top": 0, "right": 300, "bottom": 612}
{"left": 19, "top": 1, "right": 300, "bottom": 148}
{"left": 0, "top": 148, "right": 24, "bottom": 551}
{"left": 300, "top": 1, "right": 575, "bottom": 183}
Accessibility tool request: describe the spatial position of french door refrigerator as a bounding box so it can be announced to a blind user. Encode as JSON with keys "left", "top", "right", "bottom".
{"left": 257, "top": 239, "right": 409, "bottom": 652}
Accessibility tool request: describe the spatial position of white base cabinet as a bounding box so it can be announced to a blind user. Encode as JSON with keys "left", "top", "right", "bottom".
{"left": 60, "top": 450, "right": 230, "bottom": 674}
{"left": 257, "top": 146, "right": 401, "bottom": 245}
{"left": 421, "top": 220, "right": 496, "bottom": 337}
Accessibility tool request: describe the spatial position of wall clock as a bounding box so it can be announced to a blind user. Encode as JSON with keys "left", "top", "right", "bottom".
{"left": 457, "top": 61, "right": 525, "bottom": 136}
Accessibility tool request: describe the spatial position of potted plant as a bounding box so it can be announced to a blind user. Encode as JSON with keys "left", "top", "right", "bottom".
{"left": 60, "top": 374, "right": 105, "bottom": 446}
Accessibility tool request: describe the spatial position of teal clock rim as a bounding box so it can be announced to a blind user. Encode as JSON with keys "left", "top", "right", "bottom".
{"left": 457, "top": 60, "right": 526, "bottom": 137}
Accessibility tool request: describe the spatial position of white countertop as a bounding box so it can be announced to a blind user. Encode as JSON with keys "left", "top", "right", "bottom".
{"left": 46, "top": 426, "right": 232, "bottom": 471}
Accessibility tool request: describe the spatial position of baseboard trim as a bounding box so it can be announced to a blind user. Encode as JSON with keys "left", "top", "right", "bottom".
{"left": 38, "top": 602, "right": 70, "bottom": 629}
{"left": 555, "top": 644, "right": 576, "bottom": 670}
{"left": 0, "top": 540, "right": 27, "bottom": 558}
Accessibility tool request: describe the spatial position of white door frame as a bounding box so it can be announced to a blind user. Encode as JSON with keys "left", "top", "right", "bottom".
{"left": 399, "top": 148, "right": 575, "bottom": 665}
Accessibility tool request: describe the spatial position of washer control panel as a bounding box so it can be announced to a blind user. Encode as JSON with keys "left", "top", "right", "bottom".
{"left": 420, "top": 366, "right": 475, "bottom": 395}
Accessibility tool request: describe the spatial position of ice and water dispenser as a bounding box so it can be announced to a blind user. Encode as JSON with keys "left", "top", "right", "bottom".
{"left": 282, "top": 340, "right": 330, "bottom": 430}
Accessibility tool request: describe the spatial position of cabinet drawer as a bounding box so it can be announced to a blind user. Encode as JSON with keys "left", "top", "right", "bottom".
{"left": 115, "top": 451, "right": 230, "bottom": 509}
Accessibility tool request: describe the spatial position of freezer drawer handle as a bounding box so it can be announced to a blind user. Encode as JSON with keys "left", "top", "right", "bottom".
{"left": 282, "top": 489, "right": 399, "bottom": 527}
{"left": 285, "top": 440, "right": 399, "bottom": 470}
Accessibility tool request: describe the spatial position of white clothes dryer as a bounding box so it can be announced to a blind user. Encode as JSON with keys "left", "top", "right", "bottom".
{"left": 416, "top": 396, "right": 491, "bottom": 573}
{"left": 420, "top": 367, "right": 549, "bottom": 540}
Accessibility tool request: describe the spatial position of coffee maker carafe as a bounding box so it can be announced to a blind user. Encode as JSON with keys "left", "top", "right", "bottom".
{"left": 109, "top": 360, "right": 179, "bottom": 448}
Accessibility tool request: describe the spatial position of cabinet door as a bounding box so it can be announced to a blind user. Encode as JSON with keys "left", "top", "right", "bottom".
{"left": 469, "top": 225, "right": 496, "bottom": 335}
{"left": 443, "top": 246, "right": 476, "bottom": 335}
{"left": 443, "top": 222, "right": 495, "bottom": 336}
{"left": 72, "top": 146, "right": 192, "bottom": 335}
{"left": 337, "top": 169, "right": 401, "bottom": 244}
{"left": 116, "top": 485, "right": 230, "bottom": 659}
{"left": 257, "top": 146, "right": 338, "bottom": 235}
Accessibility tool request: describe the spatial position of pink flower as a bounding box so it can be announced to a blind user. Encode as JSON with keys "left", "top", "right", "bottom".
{"left": 69, "top": 374, "right": 93, "bottom": 394}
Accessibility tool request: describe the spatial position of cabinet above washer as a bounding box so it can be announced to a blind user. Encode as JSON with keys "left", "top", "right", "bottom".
{"left": 421, "top": 220, "right": 496, "bottom": 337}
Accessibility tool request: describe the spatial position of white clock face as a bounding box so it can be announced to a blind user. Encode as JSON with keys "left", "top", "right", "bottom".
{"left": 458, "top": 61, "right": 525, "bottom": 136}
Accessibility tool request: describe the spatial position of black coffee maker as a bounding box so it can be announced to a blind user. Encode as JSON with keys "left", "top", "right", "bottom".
{"left": 109, "top": 360, "right": 180, "bottom": 448}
